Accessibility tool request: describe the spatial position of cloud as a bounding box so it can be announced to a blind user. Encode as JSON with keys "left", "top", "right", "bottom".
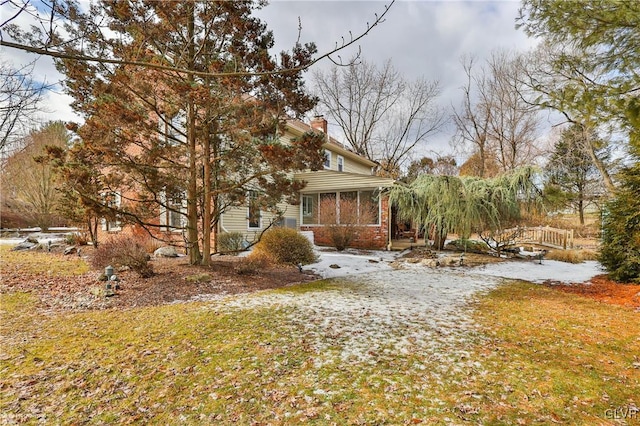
{"left": 5, "top": 0, "right": 543, "bottom": 157}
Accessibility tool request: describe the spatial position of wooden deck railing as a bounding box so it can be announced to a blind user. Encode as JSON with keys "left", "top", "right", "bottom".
{"left": 502, "top": 226, "right": 574, "bottom": 250}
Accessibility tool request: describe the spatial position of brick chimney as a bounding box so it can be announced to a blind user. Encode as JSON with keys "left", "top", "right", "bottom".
{"left": 310, "top": 115, "right": 328, "bottom": 134}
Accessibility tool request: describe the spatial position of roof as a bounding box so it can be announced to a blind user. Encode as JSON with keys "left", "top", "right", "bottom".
{"left": 286, "top": 119, "right": 377, "bottom": 169}
{"left": 294, "top": 170, "right": 395, "bottom": 192}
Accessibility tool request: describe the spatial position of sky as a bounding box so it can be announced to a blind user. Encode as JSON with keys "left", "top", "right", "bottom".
{"left": 2, "top": 0, "right": 542, "bottom": 158}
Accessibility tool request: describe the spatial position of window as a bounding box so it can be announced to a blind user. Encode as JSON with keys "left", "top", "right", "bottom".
{"left": 102, "top": 192, "right": 121, "bottom": 232}
{"left": 159, "top": 190, "right": 186, "bottom": 232}
{"left": 323, "top": 150, "right": 331, "bottom": 169}
{"left": 308, "top": 190, "right": 380, "bottom": 225}
{"left": 302, "top": 194, "right": 317, "bottom": 225}
{"left": 337, "top": 155, "right": 344, "bottom": 172}
{"left": 359, "top": 190, "right": 379, "bottom": 224}
{"left": 248, "top": 190, "right": 261, "bottom": 229}
{"left": 167, "top": 195, "right": 185, "bottom": 230}
{"left": 160, "top": 111, "right": 186, "bottom": 146}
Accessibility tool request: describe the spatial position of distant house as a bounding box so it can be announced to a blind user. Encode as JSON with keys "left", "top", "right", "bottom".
{"left": 98, "top": 116, "right": 397, "bottom": 251}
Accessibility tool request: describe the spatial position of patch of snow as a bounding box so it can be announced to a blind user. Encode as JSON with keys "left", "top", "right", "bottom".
{"left": 303, "top": 248, "right": 402, "bottom": 278}
{"left": 213, "top": 248, "right": 605, "bottom": 366}
{"left": 471, "top": 260, "right": 604, "bottom": 284}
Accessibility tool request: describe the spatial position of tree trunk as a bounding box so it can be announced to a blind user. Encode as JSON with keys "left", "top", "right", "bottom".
{"left": 578, "top": 199, "right": 585, "bottom": 225}
{"left": 582, "top": 125, "right": 616, "bottom": 195}
{"left": 202, "top": 128, "right": 212, "bottom": 266}
{"left": 186, "top": 4, "right": 201, "bottom": 265}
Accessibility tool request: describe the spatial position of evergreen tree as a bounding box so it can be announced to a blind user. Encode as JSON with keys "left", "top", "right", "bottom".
{"left": 53, "top": 1, "right": 326, "bottom": 265}
{"left": 544, "top": 124, "right": 608, "bottom": 224}
{"left": 600, "top": 142, "right": 640, "bottom": 283}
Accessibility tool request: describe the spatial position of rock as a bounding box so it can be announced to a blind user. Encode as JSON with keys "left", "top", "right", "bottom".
{"left": 421, "top": 259, "right": 439, "bottom": 268}
{"left": 64, "top": 246, "right": 77, "bottom": 255}
{"left": 154, "top": 246, "right": 178, "bottom": 258}
{"left": 11, "top": 241, "right": 37, "bottom": 251}
{"left": 329, "top": 264, "right": 341, "bottom": 269}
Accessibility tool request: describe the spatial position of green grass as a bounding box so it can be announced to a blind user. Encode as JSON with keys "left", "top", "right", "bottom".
{"left": 1, "top": 281, "right": 638, "bottom": 424}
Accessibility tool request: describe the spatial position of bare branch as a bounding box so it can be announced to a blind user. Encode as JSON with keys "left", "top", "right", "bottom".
{"left": 1, "top": 0, "right": 395, "bottom": 78}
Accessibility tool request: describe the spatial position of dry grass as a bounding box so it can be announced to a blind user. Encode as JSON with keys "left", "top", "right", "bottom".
{"left": 2, "top": 278, "right": 639, "bottom": 424}
{"left": 545, "top": 248, "right": 599, "bottom": 263}
{"left": 0, "top": 245, "right": 90, "bottom": 277}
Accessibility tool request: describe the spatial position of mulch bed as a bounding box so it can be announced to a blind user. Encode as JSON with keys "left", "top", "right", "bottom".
{"left": 1, "top": 253, "right": 318, "bottom": 311}
{"left": 3, "top": 247, "right": 639, "bottom": 312}
{"left": 544, "top": 274, "right": 640, "bottom": 310}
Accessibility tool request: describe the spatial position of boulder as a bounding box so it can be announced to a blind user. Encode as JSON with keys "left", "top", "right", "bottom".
{"left": 154, "top": 246, "right": 178, "bottom": 258}
{"left": 11, "top": 237, "right": 39, "bottom": 251}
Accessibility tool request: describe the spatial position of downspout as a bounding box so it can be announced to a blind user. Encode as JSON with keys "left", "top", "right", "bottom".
{"left": 385, "top": 187, "right": 392, "bottom": 251}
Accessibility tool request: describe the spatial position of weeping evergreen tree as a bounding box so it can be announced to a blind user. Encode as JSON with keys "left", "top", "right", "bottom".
{"left": 388, "top": 167, "right": 541, "bottom": 250}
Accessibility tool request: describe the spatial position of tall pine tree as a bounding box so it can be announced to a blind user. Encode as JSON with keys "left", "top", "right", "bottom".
{"left": 56, "top": 1, "right": 326, "bottom": 265}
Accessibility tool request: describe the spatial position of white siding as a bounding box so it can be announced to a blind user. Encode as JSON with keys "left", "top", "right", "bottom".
{"left": 220, "top": 201, "right": 301, "bottom": 244}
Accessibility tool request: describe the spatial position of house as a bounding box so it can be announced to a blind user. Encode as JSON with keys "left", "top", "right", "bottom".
{"left": 97, "top": 116, "right": 397, "bottom": 251}
{"left": 218, "top": 116, "right": 396, "bottom": 250}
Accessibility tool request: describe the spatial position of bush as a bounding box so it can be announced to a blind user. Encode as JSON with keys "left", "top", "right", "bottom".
{"left": 318, "top": 197, "right": 375, "bottom": 251}
{"left": 65, "top": 232, "right": 89, "bottom": 246}
{"left": 445, "top": 238, "right": 490, "bottom": 253}
{"left": 235, "top": 255, "right": 269, "bottom": 275}
{"left": 91, "top": 235, "right": 153, "bottom": 278}
{"left": 218, "top": 231, "right": 246, "bottom": 253}
{"left": 249, "top": 228, "right": 316, "bottom": 266}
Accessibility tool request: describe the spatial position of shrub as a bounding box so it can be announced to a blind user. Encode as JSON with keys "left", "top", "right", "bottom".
{"left": 65, "top": 232, "right": 89, "bottom": 246}
{"left": 250, "top": 228, "right": 316, "bottom": 266}
{"left": 318, "top": 196, "right": 375, "bottom": 251}
{"left": 235, "top": 255, "right": 269, "bottom": 275}
{"left": 445, "top": 238, "right": 490, "bottom": 253}
{"left": 91, "top": 235, "right": 153, "bottom": 278}
{"left": 218, "top": 231, "right": 246, "bottom": 253}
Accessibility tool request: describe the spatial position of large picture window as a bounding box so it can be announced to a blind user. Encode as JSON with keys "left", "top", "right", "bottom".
{"left": 359, "top": 190, "right": 379, "bottom": 224}
{"left": 302, "top": 190, "right": 380, "bottom": 225}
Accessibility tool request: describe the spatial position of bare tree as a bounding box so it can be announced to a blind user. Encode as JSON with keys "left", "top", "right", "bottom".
{"left": 314, "top": 58, "right": 445, "bottom": 177}
{"left": 452, "top": 51, "right": 542, "bottom": 177}
{"left": 520, "top": 43, "right": 618, "bottom": 194}
{"left": 1, "top": 121, "right": 68, "bottom": 230}
{"left": 0, "top": 61, "right": 45, "bottom": 153}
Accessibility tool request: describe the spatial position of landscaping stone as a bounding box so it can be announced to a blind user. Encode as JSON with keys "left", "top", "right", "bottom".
{"left": 11, "top": 237, "right": 39, "bottom": 251}
{"left": 154, "top": 246, "right": 178, "bottom": 258}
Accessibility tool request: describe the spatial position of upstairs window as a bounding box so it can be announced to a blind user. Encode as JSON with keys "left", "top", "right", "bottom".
{"left": 160, "top": 111, "right": 186, "bottom": 146}
{"left": 337, "top": 155, "right": 344, "bottom": 172}
{"left": 323, "top": 150, "right": 331, "bottom": 169}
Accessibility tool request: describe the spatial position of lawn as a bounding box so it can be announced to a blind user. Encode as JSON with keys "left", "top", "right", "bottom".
{"left": 1, "top": 248, "right": 639, "bottom": 424}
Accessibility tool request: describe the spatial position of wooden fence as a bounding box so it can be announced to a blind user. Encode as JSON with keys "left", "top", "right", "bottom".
{"left": 502, "top": 226, "right": 574, "bottom": 250}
